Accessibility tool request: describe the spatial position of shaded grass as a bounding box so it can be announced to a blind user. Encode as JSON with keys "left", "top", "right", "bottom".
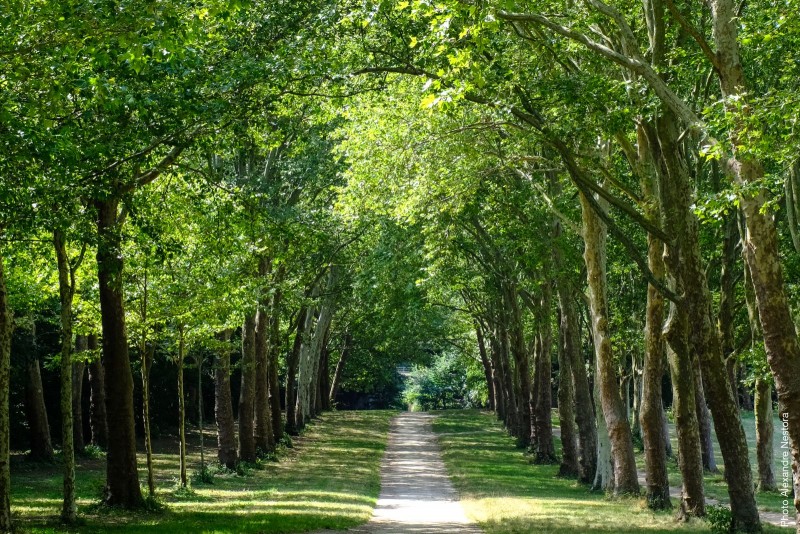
{"left": 636, "top": 410, "right": 790, "bottom": 515}
{"left": 11, "top": 410, "right": 395, "bottom": 533}
{"left": 432, "top": 410, "right": 791, "bottom": 534}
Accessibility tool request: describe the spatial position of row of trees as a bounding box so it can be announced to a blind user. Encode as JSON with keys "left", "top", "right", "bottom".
{"left": 1, "top": 2, "right": 459, "bottom": 531}
{"left": 333, "top": 0, "right": 800, "bottom": 531}
{"left": 2, "top": 0, "right": 800, "bottom": 533}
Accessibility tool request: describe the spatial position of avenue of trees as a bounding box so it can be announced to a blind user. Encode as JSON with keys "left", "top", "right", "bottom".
{"left": 2, "top": 0, "right": 799, "bottom": 533}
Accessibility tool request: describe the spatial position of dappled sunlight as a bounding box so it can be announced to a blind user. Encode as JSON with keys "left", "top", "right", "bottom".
{"left": 10, "top": 411, "right": 394, "bottom": 533}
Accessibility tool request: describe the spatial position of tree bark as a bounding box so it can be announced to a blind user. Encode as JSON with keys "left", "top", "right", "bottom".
{"left": 95, "top": 198, "right": 142, "bottom": 508}
{"left": 72, "top": 353, "right": 86, "bottom": 455}
{"left": 0, "top": 250, "right": 13, "bottom": 533}
{"left": 475, "top": 323, "right": 496, "bottom": 411}
{"left": 533, "top": 288, "right": 557, "bottom": 463}
{"left": 253, "top": 304, "right": 273, "bottom": 453}
{"left": 755, "top": 379, "right": 776, "bottom": 491}
{"left": 238, "top": 314, "right": 257, "bottom": 463}
{"left": 640, "top": 226, "right": 671, "bottom": 509}
{"left": 503, "top": 281, "right": 532, "bottom": 447}
{"left": 329, "top": 333, "right": 352, "bottom": 407}
{"left": 87, "top": 334, "right": 108, "bottom": 449}
{"left": 215, "top": 330, "right": 237, "bottom": 469}
{"left": 693, "top": 355, "right": 717, "bottom": 473}
{"left": 268, "top": 286, "right": 284, "bottom": 442}
{"left": 709, "top": 1, "right": 792, "bottom": 528}
{"left": 580, "top": 192, "right": 639, "bottom": 495}
{"left": 54, "top": 228, "right": 79, "bottom": 522}
{"left": 285, "top": 307, "right": 307, "bottom": 436}
{"left": 556, "top": 303, "right": 579, "bottom": 478}
{"left": 26, "top": 349, "right": 54, "bottom": 461}
{"left": 560, "top": 290, "right": 596, "bottom": 484}
{"left": 176, "top": 326, "right": 187, "bottom": 488}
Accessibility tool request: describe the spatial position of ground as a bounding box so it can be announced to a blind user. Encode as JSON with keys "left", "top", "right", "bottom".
{"left": 433, "top": 410, "right": 794, "bottom": 534}
{"left": 10, "top": 410, "right": 394, "bottom": 533}
{"left": 9, "top": 409, "right": 795, "bottom": 533}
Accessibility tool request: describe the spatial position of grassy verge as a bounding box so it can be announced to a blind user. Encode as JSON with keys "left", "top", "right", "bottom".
{"left": 634, "top": 410, "right": 789, "bottom": 515}
{"left": 11, "top": 410, "right": 395, "bottom": 533}
{"left": 433, "top": 410, "right": 791, "bottom": 534}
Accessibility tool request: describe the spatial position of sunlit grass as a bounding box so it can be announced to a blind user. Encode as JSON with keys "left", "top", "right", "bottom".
{"left": 11, "top": 410, "right": 395, "bottom": 533}
{"left": 432, "top": 410, "right": 793, "bottom": 534}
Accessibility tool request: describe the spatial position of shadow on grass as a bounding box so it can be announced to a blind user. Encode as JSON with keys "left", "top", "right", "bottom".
{"left": 432, "top": 410, "right": 719, "bottom": 534}
{"left": 11, "top": 410, "right": 396, "bottom": 533}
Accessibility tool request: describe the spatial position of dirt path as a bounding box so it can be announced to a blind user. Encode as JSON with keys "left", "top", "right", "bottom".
{"left": 319, "top": 412, "right": 483, "bottom": 533}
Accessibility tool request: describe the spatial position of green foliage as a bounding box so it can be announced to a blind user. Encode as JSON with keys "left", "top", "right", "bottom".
{"left": 706, "top": 504, "right": 733, "bottom": 534}
{"left": 403, "top": 352, "right": 485, "bottom": 411}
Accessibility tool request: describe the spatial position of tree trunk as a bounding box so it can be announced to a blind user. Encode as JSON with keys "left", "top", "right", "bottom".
{"left": 215, "top": 330, "right": 237, "bottom": 469}
{"left": 54, "top": 230, "right": 77, "bottom": 523}
{"left": 580, "top": 192, "right": 639, "bottom": 495}
{"left": 26, "top": 352, "right": 54, "bottom": 461}
{"left": 592, "top": 358, "right": 614, "bottom": 492}
{"left": 72, "top": 355, "right": 86, "bottom": 455}
{"left": 475, "top": 324, "right": 496, "bottom": 411}
{"left": 254, "top": 260, "right": 274, "bottom": 453}
{"left": 318, "top": 339, "right": 331, "bottom": 412}
{"left": 141, "top": 342, "right": 155, "bottom": 497}
{"left": 268, "top": 287, "right": 284, "bottom": 442}
{"left": 654, "top": 116, "right": 706, "bottom": 517}
{"left": 693, "top": 355, "right": 717, "bottom": 473}
{"left": 533, "top": 288, "right": 557, "bottom": 463}
{"left": 556, "top": 303, "right": 579, "bottom": 478}
{"left": 177, "top": 326, "right": 187, "bottom": 488}
{"left": 709, "top": 2, "right": 791, "bottom": 528}
{"left": 329, "top": 333, "right": 352, "bottom": 407}
{"left": 503, "top": 281, "right": 532, "bottom": 447}
{"left": 560, "top": 290, "right": 596, "bottom": 484}
{"left": 87, "top": 334, "right": 108, "bottom": 449}
{"left": 0, "top": 250, "right": 13, "bottom": 532}
{"left": 285, "top": 307, "right": 307, "bottom": 436}
{"left": 640, "top": 227, "right": 671, "bottom": 510}
{"left": 755, "top": 379, "right": 776, "bottom": 491}
{"left": 238, "top": 314, "right": 257, "bottom": 463}
{"left": 297, "top": 268, "right": 337, "bottom": 430}
{"left": 95, "top": 198, "right": 142, "bottom": 508}
{"left": 487, "top": 331, "right": 507, "bottom": 422}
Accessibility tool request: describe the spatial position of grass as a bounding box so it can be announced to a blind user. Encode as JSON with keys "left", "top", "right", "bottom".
{"left": 432, "top": 410, "right": 792, "bottom": 534}
{"left": 638, "top": 410, "right": 790, "bottom": 515}
{"left": 10, "top": 410, "right": 396, "bottom": 533}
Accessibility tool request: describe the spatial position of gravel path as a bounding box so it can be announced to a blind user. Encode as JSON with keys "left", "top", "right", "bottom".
{"left": 319, "top": 412, "right": 483, "bottom": 534}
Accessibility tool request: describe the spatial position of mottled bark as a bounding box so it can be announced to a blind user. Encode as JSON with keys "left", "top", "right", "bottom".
{"left": 639, "top": 176, "right": 671, "bottom": 509}
{"left": 238, "top": 314, "right": 257, "bottom": 463}
{"left": 580, "top": 192, "right": 639, "bottom": 495}
{"left": 215, "top": 330, "right": 237, "bottom": 469}
{"left": 755, "top": 379, "right": 776, "bottom": 491}
{"left": 693, "top": 356, "right": 717, "bottom": 473}
{"left": 709, "top": 1, "right": 790, "bottom": 528}
{"left": 96, "top": 198, "right": 142, "bottom": 508}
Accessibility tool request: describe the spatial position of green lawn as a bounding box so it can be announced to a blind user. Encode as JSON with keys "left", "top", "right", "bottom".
{"left": 10, "top": 410, "right": 395, "bottom": 533}
{"left": 432, "top": 410, "right": 791, "bottom": 534}
{"left": 637, "top": 410, "right": 789, "bottom": 515}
